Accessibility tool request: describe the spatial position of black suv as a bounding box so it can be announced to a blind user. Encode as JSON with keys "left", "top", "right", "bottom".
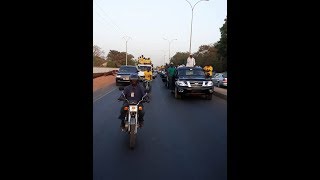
{"left": 173, "top": 66, "right": 214, "bottom": 100}
{"left": 116, "top": 65, "right": 139, "bottom": 86}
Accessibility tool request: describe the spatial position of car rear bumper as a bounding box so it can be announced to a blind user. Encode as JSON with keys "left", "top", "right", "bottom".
{"left": 116, "top": 78, "right": 130, "bottom": 85}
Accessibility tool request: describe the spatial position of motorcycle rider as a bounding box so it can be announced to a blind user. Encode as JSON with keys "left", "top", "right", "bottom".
{"left": 143, "top": 67, "right": 153, "bottom": 92}
{"left": 118, "top": 74, "right": 149, "bottom": 129}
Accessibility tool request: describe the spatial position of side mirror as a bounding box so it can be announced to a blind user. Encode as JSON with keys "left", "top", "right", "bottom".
{"left": 119, "top": 86, "right": 124, "bottom": 91}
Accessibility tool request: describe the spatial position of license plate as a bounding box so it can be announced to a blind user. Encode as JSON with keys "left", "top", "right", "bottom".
{"left": 123, "top": 77, "right": 129, "bottom": 80}
{"left": 129, "top": 106, "right": 137, "bottom": 112}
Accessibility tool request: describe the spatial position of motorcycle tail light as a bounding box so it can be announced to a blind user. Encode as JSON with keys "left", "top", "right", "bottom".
{"left": 138, "top": 106, "right": 143, "bottom": 110}
{"left": 124, "top": 107, "right": 129, "bottom": 110}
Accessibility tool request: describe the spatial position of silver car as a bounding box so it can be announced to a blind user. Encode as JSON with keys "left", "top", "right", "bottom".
{"left": 212, "top": 72, "right": 227, "bottom": 87}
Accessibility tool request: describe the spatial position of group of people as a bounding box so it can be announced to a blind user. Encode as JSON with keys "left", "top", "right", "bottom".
{"left": 138, "top": 55, "right": 152, "bottom": 64}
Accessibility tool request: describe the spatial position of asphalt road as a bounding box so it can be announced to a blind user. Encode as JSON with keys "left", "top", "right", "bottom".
{"left": 93, "top": 76, "right": 227, "bottom": 180}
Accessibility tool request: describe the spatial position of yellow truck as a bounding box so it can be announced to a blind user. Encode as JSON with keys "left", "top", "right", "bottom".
{"left": 137, "top": 56, "right": 154, "bottom": 79}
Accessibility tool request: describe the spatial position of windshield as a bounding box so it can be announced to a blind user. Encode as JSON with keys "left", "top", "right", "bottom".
{"left": 138, "top": 66, "right": 151, "bottom": 71}
{"left": 119, "top": 66, "right": 137, "bottom": 73}
{"left": 178, "top": 69, "right": 205, "bottom": 76}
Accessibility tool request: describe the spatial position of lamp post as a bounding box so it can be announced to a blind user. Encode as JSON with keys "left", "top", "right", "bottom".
{"left": 163, "top": 38, "right": 177, "bottom": 63}
{"left": 185, "top": 0, "right": 209, "bottom": 54}
{"left": 123, "top": 36, "right": 131, "bottom": 65}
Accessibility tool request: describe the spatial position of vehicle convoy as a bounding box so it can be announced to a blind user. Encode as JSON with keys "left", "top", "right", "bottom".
{"left": 173, "top": 66, "right": 214, "bottom": 100}
{"left": 118, "top": 90, "right": 149, "bottom": 149}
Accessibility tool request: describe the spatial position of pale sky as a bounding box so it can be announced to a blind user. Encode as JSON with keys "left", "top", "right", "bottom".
{"left": 93, "top": 0, "right": 227, "bottom": 67}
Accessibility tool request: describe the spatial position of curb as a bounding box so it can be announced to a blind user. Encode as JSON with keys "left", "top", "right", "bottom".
{"left": 213, "top": 91, "right": 227, "bottom": 100}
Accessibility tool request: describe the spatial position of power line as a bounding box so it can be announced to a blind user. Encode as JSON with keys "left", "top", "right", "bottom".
{"left": 94, "top": 13, "right": 113, "bottom": 32}
{"left": 93, "top": 2, "right": 141, "bottom": 60}
{"left": 93, "top": 1, "right": 128, "bottom": 37}
{"left": 94, "top": 11, "right": 123, "bottom": 36}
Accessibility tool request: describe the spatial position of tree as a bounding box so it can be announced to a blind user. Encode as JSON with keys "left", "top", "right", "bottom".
{"left": 171, "top": 44, "right": 219, "bottom": 69}
{"left": 106, "top": 50, "right": 135, "bottom": 67}
{"left": 170, "top": 52, "right": 190, "bottom": 65}
{"left": 215, "top": 17, "right": 227, "bottom": 72}
{"left": 93, "top": 45, "right": 105, "bottom": 57}
{"left": 93, "top": 56, "right": 107, "bottom": 67}
{"left": 93, "top": 45, "right": 107, "bottom": 67}
{"left": 170, "top": 17, "right": 226, "bottom": 72}
{"left": 106, "top": 61, "right": 117, "bottom": 68}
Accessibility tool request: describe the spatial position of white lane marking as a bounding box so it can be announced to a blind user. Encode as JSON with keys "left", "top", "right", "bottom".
{"left": 93, "top": 87, "right": 117, "bottom": 103}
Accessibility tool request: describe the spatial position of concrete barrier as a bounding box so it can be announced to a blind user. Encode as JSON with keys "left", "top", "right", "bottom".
{"left": 93, "top": 67, "right": 119, "bottom": 79}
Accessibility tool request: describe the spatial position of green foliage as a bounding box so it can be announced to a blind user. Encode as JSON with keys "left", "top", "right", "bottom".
{"left": 215, "top": 17, "right": 227, "bottom": 72}
{"left": 107, "top": 50, "right": 136, "bottom": 67}
{"left": 217, "top": 17, "right": 227, "bottom": 58}
{"left": 93, "top": 45, "right": 137, "bottom": 68}
{"left": 106, "top": 50, "right": 135, "bottom": 67}
{"left": 170, "top": 17, "right": 227, "bottom": 72}
{"left": 193, "top": 45, "right": 218, "bottom": 67}
{"left": 170, "top": 52, "right": 190, "bottom": 65}
{"left": 106, "top": 61, "right": 117, "bottom": 68}
{"left": 93, "top": 56, "right": 107, "bottom": 67}
{"left": 171, "top": 44, "right": 222, "bottom": 71}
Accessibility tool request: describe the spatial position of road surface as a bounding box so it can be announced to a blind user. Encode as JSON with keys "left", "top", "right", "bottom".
{"left": 93, "top": 76, "right": 227, "bottom": 180}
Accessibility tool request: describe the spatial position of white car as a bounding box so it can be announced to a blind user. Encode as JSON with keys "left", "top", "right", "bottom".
{"left": 212, "top": 72, "right": 227, "bottom": 87}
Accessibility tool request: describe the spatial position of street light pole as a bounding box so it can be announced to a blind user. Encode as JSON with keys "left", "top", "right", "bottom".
{"left": 163, "top": 38, "right": 177, "bottom": 63}
{"left": 185, "top": 0, "right": 209, "bottom": 54}
{"left": 123, "top": 36, "right": 131, "bottom": 65}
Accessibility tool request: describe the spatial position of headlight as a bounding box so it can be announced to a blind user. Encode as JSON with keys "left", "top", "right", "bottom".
{"left": 176, "top": 81, "right": 187, "bottom": 86}
{"left": 116, "top": 75, "right": 121, "bottom": 78}
{"left": 203, "top": 81, "right": 213, "bottom": 86}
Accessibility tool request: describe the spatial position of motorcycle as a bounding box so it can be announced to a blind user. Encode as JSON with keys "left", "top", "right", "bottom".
{"left": 118, "top": 91, "right": 149, "bottom": 149}
{"left": 143, "top": 79, "right": 152, "bottom": 93}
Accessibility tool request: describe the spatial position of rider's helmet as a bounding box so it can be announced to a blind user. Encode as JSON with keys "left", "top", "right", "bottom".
{"left": 129, "top": 73, "right": 139, "bottom": 85}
